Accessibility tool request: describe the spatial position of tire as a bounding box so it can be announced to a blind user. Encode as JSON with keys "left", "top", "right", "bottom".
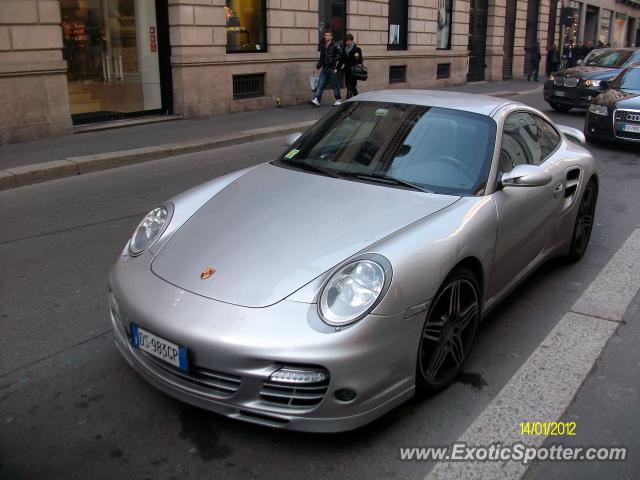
{"left": 550, "top": 103, "right": 572, "bottom": 112}
{"left": 567, "top": 179, "right": 598, "bottom": 262}
{"left": 415, "top": 267, "right": 481, "bottom": 395}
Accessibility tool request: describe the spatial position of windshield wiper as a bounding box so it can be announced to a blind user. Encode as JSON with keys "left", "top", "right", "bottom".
{"left": 276, "top": 159, "right": 340, "bottom": 178}
{"left": 337, "top": 171, "right": 433, "bottom": 193}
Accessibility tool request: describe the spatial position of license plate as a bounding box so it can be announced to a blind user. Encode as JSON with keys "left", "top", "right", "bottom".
{"left": 554, "top": 91, "right": 567, "bottom": 97}
{"left": 621, "top": 124, "right": 640, "bottom": 133}
{"left": 131, "top": 323, "right": 188, "bottom": 371}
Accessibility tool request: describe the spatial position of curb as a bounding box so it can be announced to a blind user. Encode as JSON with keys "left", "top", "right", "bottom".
{"left": 0, "top": 85, "right": 545, "bottom": 192}
{"left": 0, "top": 120, "right": 317, "bottom": 192}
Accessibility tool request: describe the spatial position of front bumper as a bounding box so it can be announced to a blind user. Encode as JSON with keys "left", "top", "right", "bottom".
{"left": 109, "top": 257, "right": 424, "bottom": 432}
{"left": 585, "top": 110, "right": 640, "bottom": 143}
{"left": 544, "top": 81, "right": 603, "bottom": 109}
{"left": 584, "top": 112, "right": 616, "bottom": 141}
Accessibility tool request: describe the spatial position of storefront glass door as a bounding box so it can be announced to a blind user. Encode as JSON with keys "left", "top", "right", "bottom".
{"left": 61, "top": 0, "right": 162, "bottom": 123}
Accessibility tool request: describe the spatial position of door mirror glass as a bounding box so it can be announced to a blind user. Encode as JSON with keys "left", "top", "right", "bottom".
{"left": 501, "top": 164, "right": 552, "bottom": 188}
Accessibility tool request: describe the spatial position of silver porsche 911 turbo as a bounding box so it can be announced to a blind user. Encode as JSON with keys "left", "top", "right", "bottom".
{"left": 109, "top": 90, "right": 598, "bottom": 432}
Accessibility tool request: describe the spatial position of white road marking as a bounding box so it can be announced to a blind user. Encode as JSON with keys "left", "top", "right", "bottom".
{"left": 426, "top": 227, "right": 640, "bottom": 480}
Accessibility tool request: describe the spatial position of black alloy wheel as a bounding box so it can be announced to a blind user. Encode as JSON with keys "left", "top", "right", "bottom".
{"left": 416, "top": 268, "right": 481, "bottom": 394}
{"left": 567, "top": 179, "right": 598, "bottom": 262}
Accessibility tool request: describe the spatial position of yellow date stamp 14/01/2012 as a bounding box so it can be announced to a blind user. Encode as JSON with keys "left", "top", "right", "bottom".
{"left": 520, "top": 421, "right": 577, "bottom": 436}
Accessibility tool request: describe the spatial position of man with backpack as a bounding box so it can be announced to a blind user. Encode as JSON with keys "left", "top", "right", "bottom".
{"left": 310, "top": 29, "right": 342, "bottom": 107}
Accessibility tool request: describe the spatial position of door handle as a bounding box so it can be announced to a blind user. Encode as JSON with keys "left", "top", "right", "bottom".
{"left": 553, "top": 182, "right": 564, "bottom": 197}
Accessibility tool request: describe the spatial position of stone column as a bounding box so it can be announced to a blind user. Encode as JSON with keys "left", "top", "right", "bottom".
{"left": 537, "top": 0, "right": 551, "bottom": 77}
{"left": 0, "top": 0, "right": 72, "bottom": 143}
{"left": 485, "top": 0, "right": 506, "bottom": 81}
{"left": 513, "top": 0, "right": 527, "bottom": 79}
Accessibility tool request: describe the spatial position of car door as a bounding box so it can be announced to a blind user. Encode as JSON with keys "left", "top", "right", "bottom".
{"left": 489, "top": 111, "right": 565, "bottom": 297}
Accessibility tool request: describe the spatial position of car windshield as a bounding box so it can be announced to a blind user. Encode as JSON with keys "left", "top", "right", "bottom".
{"left": 614, "top": 68, "right": 640, "bottom": 92}
{"left": 273, "top": 102, "right": 496, "bottom": 196}
{"left": 583, "top": 49, "right": 635, "bottom": 67}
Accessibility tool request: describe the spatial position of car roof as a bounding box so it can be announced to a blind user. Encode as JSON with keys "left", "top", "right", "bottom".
{"left": 352, "top": 90, "right": 513, "bottom": 116}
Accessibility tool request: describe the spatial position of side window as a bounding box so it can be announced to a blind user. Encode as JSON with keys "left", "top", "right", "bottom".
{"left": 535, "top": 115, "right": 561, "bottom": 160}
{"left": 499, "top": 112, "right": 543, "bottom": 173}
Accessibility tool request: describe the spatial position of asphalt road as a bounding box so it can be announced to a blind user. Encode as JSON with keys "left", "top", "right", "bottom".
{"left": 1, "top": 91, "right": 639, "bottom": 480}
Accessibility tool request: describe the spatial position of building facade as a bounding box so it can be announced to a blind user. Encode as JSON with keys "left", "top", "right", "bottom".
{"left": 1, "top": 0, "right": 639, "bottom": 144}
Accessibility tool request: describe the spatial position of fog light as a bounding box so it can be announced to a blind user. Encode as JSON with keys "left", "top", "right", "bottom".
{"left": 270, "top": 367, "right": 328, "bottom": 384}
{"left": 335, "top": 389, "right": 357, "bottom": 402}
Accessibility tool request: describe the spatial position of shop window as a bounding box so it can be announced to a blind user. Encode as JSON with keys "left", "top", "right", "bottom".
{"left": 233, "top": 73, "right": 265, "bottom": 99}
{"left": 436, "top": 63, "right": 451, "bottom": 79}
{"left": 436, "top": 0, "right": 453, "bottom": 50}
{"left": 226, "top": 0, "right": 267, "bottom": 53}
{"left": 318, "top": 0, "right": 346, "bottom": 44}
{"left": 60, "top": 0, "right": 163, "bottom": 122}
{"left": 388, "top": 0, "right": 408, "bottom": 50}
{"left": 389, "top": 65, "right": 407, "bottom": 84}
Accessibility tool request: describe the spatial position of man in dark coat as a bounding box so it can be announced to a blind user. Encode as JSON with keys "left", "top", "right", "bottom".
{"left": 566, "top": 42, "right": 578, "bottom": 67}
{"left": 337, "top": 33, "right": 363, "bottom": 99}
{"left": 527, "top": 40, "right": 541, "bottom": 81}
{"left": 546, "top": 43, "right": 560, "bottom": 77}
{"left": 310, "top": 30, "right": 342, "bottom": 107}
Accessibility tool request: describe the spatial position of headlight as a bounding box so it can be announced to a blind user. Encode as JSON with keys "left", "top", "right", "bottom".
{"left": 319, "top": 259, "right": 387, "bottom": 326}
{"left": 588, "top": 104, "right": 608, "bottom": 116}
{"left": 584, "top": 79, "right": 601, "bottom": 88}
{"left": 129, "top": 206, "right": 169, "bottom": 256}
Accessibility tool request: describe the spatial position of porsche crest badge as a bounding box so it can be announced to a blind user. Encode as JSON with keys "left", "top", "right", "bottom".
{"left": 200, "top": 267, "right": 216, "bottom": 280}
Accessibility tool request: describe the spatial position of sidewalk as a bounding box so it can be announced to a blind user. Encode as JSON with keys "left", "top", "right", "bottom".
{"left": 0, "top": 79, "right": 542, "bottom": 190}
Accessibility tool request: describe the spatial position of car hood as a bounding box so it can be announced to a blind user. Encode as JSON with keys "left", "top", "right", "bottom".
{"left": 151, "top": 163, "right": 459, "bottom": 307}
{"left": 595, "top": 88, "right": 640, "bottom": 108}
{"left": 562, "top": 65, "right": 621, "bottom": 80}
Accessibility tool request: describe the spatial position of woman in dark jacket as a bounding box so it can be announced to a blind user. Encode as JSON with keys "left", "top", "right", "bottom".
{"left": 337, "top": 34, "right": 363, "bottom": 99}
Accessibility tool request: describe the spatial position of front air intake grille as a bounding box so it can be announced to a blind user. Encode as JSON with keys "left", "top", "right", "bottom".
{"left": 554, "top": 76, "right": 579, "bottom": 87}
{"left": 564, "top": 77, "right": 579, "bottom": 87}
{"left": 614, "top": 109, "right": 640, "bottom": 141}
{"left": 144, "top": 353, "right": 242, "bottom": 397}
{"left": 260, "top": 379, "right": 330, "bottom": 408}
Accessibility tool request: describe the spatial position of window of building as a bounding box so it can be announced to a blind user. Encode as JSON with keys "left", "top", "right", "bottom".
{"left": 388, "top": 0, "right": 408, "bottom": 50}
{"left": 389, "top": 65, "right": 407, "bottom": 83}
{"left": 319, "top": 0, "right": 347, "bottom": 45}
{"left": 232, "top": 73, "right": 265, "bottom": 99}
{"left": 226, "top": 0, "right": 267, "bottom": 53}
{"left": 436, "top": 0, "right": 453, "bottom": 49}
{"left": 436, "top": 63, "right": 451, "bottom": 79}
{"left": 60, "top": 0, "right": 163, "bottom": 123}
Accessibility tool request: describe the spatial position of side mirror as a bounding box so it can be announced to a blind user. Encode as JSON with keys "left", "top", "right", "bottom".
{"left": 557, "top": 124, "right": 586, "bottom": 144}
{"left": 501, "top": 164, "right": 552, "bottom": 188}
{"left": 286, "top": 132, "right": 302, "bottom": 146}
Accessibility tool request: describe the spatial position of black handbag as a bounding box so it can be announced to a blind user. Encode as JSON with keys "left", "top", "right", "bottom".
{"left": 350, "top": 64, "right": 368, "bottom": 81}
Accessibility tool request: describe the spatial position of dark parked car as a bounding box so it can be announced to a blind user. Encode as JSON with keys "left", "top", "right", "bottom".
{"left": 585, "top": 63, "right": 640, "bottom": 143}
{"left": 544, "top": 48, "right": 640, "bottom": 112}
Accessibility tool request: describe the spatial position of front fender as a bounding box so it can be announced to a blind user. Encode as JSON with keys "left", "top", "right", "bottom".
{"left": 370, "top": 196, "right": 497, "bottom": 316}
